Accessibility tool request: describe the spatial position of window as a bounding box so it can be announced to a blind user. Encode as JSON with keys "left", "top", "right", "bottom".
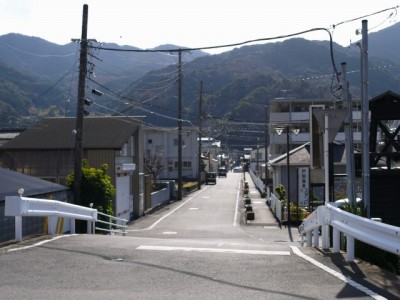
{"left": 173, "top": 161, "right": 192, "bottom": 169}
{"left": 173, "top": 139, "right": 185, "bottom": 147}
{"left": 155, "top": 145, "right": 164, "bottom": 154}
{"left": 148, "top": 139, "right": 152, "bottom": 144}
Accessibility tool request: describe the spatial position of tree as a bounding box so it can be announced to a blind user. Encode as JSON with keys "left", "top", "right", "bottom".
{"left": 144, "top": 149, "right": 164, "bottom": 191}
{"left": 67, "top": 160, "right": 115, "bottom": 215}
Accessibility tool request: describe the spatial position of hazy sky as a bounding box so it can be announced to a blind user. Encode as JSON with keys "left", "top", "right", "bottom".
{"left": 0, "top": 0, "right": 399, "bottom": 54}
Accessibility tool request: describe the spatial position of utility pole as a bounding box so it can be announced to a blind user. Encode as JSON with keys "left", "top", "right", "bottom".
{"left": 177, "top": 49, "right": 183, "bottom": 200}
{"left": 198, "top": 80, "right": 203, "bottom": 190}
{"left": 73, "top": 4, "right": 88, "bottom": 206}
{"left": 361, "top": 20, "right": 370, "bottom": 217}
{"left": 341, "top": 62, "right": 356, "bottom": 205}
{"left": 264, "top": 105, "right": 269, "bottom": 198}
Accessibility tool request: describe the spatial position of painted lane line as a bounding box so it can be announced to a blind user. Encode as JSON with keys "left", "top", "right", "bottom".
{"left": 290, "top": 246, "right": 387, "bottom": 300}
{"left": 162, "top": 232, "right": 177, "bottom": 235}
{"left": 7, "top": 234, "right": 78, "bottom": 252}
{"left": 127, "top": 186, "right": 209, "bottom": 232}
{"left": 189, "top": 207, "right": 199, "bottom": 210}
{"left": 137, "top": 245, "right": 290, "bottom": 256}
{"left": 233, "top": 180, "right": 241, "bottom": 227}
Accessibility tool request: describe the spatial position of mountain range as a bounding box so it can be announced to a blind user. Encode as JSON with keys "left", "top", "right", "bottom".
{"left": 0, "top": 23, "right": 400, "bottom": 149}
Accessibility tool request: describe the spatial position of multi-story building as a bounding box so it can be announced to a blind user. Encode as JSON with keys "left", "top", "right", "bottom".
{"left": 268, "top": 98, "right": 362, "bottom": 158}
{"left": 143, "top": 127, "right": 199, "bottom": 180}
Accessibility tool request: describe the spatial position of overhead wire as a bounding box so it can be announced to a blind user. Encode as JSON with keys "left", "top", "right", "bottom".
{"left": 83, "top": 5, "right": 400, "bottom": 134}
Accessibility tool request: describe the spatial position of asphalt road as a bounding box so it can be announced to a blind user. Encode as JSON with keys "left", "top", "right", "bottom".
{"left": 0, "top": 172, "right": 394, "bottom": 299}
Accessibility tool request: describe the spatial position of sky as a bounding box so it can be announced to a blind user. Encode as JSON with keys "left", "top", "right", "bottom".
{"left": 0, "top": 0, "right": 399, "bottom": 54}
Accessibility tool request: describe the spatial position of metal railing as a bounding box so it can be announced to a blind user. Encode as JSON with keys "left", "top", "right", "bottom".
{"left": 270, "top": 193, "right": 283, "bottom": 223}
{"left": 94, "top": 211, "right": 127, "bottom": 236}
{"left": 5, "top": 195, "right": 97, "bottom": 241}
{"left": 299, "top": 203, "right": 400, "bottom": 262}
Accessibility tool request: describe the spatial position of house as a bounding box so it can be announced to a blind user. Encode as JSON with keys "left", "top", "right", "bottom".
{"left": 0, "top": 128, "right": 24, "bottom": 147}
{"left": 0, "top": 116, "right": 144, "bottom": 220}
{"left": 200, "top": 137, "right": 221, "bottom": 172}
{"left": 269, "top": 142, "right": 362, "bottom": 212}
{"left": 0, "top": 168, "right": 70, "bottom": 243}
{"left": 143, "top": 127, "right": 199, "bottom": 180}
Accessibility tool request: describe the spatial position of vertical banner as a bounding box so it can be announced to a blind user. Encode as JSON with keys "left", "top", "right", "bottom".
{"left": 298, "top": 167, "right": 309, "bottom": 206}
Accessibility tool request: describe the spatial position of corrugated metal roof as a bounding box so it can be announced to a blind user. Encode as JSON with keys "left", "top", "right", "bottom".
{"left": 0, "top": 128, "right": 25, "bottom": 140}
{"left": 0, "top": 168, "right": 68, "bottom": 201}
{"left": 1, "top": 116, "right": 144, "bottom": 150}
{"left": 270, "top": 142, "right": 349, "bottom": 166}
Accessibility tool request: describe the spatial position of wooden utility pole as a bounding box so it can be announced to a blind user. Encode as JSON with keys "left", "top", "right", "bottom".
{"left": 73, "top": 4, "right": 88, "bottom": 206}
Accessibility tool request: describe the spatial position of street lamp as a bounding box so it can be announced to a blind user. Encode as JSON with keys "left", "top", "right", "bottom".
{"left": 256, "top": 138, "right": 259, "bottom": 175}
{"left": 275, "top": 125, "right": 300, "bottom": 226}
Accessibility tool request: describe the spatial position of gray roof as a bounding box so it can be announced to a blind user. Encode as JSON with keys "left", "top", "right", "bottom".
{"left": 1, "top": 116, "right": 144, "bottom": 150}
{"left": 270, "top": 142, "right": 349, "bottom": 166}
{"left": 0, "top": 168, "right": 68, "bottom": 201}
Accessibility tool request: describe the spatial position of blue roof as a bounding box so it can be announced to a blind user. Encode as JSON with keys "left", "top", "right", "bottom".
{"left": 0, "top": 168, "right": 68, "bottom": 201}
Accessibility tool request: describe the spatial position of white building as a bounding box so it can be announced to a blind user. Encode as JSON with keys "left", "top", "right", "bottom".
{"left": 269, "top": 98, "right": 362, "bottom": 158}
{"left": 201, "top": 137, "right": 221, "bottom": 172}
{"left": 143, "top": 127, "right": 199, "bottom": 180}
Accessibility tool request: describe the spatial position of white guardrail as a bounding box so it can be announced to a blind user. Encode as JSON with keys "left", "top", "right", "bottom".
{"left": 95, "top": 211, "right": 127, "bottom": 236}
{"left": 299, "top": 203, "right": 400, "bottom": 262}
{"left": 5, "top": 195, "right": 98, "bottom": 242}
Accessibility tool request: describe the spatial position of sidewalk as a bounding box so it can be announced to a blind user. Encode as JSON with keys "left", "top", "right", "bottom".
{"left": 241, "top": 172, "right": 400, "bottom": 299}
{"left": 240, "top": 172, "right": 278, "bottom": 226}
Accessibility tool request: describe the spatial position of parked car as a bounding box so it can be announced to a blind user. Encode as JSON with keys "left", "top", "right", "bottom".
{"left": 205, "top": 172, "right": 217, "bottom": 185}
{"left": 232, "top": 166, "right": 243, "bottom": 173}
{"left": 218, "top": 167, "right": 227, "bottom": 177}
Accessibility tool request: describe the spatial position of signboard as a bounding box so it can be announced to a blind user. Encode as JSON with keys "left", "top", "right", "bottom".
{"left": 298, "top": 167, "right": 309, "bottom": 206}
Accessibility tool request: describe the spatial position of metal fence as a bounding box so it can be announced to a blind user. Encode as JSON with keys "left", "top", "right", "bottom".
{"left": 299, "top": 203, "right": 400, "bottom": 262}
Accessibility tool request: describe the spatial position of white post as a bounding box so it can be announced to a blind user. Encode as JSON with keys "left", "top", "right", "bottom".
{"left": 332, "top": 227, "right": 340, "bottom": 253}
{"left": 346, "top": 235, "right": 355, "bottom": 262}
{"left": 306, "top": 231, "right": 312, "bottom": 247}
{"left": 15, "top": 216, "right": 22, "bottom": 242}
{"left": 70, "top": 219, "right": 76, "bottom": 234}
{"left": 87, "top": 221, "right": 92, "bottom": 234}
{"left": 321, "top": 225, "right": 329, "bottom": 250}
{"left": 313, "top": 227, "right": 319, "bottom": 247}
{"left": 48, "top": 216, "right": 57, "bottom": 235}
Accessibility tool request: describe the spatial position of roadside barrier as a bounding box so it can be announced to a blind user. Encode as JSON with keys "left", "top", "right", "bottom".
{"left": 5, "top": 194, "right": 97, "bottom": 242}
{"left": 299, "top": 203, "right": 400, "bottom": 262}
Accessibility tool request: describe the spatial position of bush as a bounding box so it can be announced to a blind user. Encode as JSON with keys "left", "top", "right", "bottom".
{"left": 67, "top": 160, "right": 115, "bottom": 215}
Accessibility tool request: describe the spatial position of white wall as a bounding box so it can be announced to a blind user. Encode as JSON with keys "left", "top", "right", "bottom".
{"left": 144, "top": 128, "right": 199, "bottom": 179}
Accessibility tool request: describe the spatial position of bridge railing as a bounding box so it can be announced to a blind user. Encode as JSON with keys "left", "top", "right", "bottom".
{"left": 5, "top": 195, "right": 97, "bottom": 242}
{"left": 299, "top": 203, "right": 400, "bottom": 262}
{"left": 95, "top": 211, "right": 127, "bottom": 236}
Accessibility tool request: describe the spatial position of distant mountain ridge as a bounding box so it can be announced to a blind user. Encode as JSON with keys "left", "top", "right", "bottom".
{"left": 0, "top": 23, "right": 399, "bottom": 142}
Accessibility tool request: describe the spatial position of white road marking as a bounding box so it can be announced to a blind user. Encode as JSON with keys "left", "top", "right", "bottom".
{"left": 137, "top": 245, "right": 290, "bottom": 256}
{"left": 127, "top": 187, "right": 209, "bottom": 232}
{"left": 162, "top": 232, "right": 177, "bottom": 235}
{"left": 290, "top": 246, "right": 387, "bottom": 300}
{"left": 7, "top": 234, "right": 77, "bottom": 252}
{"left": 233, "top": 180, "right": 241, "bottom": 227}
{"left": 189, "top": 207, "right": 199, "bottom": 210}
